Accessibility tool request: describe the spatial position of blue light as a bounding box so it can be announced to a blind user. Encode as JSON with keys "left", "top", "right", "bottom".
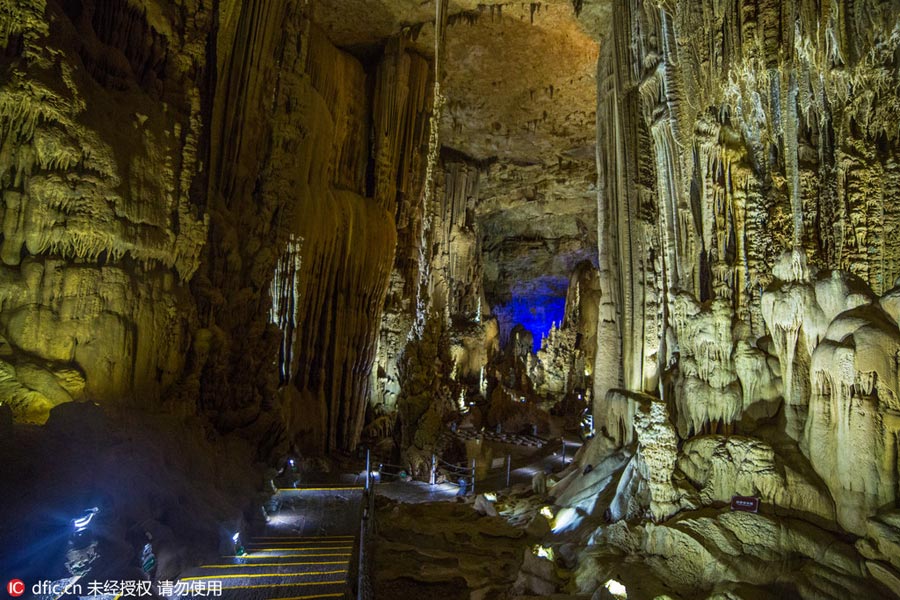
{"left": 495, "top": 293, "right": 567, "bottom": 352}
{"left": 72, "top": 507, "right": 99, "bottom": 532}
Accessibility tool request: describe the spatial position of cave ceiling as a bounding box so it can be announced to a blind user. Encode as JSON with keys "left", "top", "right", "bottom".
{"left": 315, "top": 0, "right": 608, "bottom": 307}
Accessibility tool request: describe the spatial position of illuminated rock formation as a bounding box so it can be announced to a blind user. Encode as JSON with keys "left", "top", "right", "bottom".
{"left": 395, "top": 310, "right": 460, "bottom": 468}
{"left": 594, "top": 0, "right": 900, "bottom": 413}
{"left": 0, "top": 0, "right": 207, "bottom": 422}
{"left": 5, "top": 0, "right": 900, "bottom": 595}
{"left": 570, "top": 0, "right": 900, "bottom": 596}
{"left": 1, "top": 1, "right": 435, "bottom": 455}
{"left": 174, "top": 2, "right": 428, "bottom": 453}
{"left": 369, "top": 38, "right": 435, "bottom": 414}
{"left": 678, "top": 435, "right": 835, "bottom": 522}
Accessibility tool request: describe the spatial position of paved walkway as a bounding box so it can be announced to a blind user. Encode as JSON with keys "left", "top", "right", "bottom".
{"left": 476, "top": 437, "right": 579, "bottom": 491}
{"left": 54, "top": 437, "right": 580, "bottom": 600}
{"left": 362, "top": 437, "right": 582, "bottom": 503}
{"left": 165, "top": 487, "right": 361, "bottom": 600}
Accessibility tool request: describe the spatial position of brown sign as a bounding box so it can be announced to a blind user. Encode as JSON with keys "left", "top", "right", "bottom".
{"left": 730, "top": 495, "right": 760, "bottom": 513}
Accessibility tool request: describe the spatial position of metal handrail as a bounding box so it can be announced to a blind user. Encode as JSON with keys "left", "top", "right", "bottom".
{"left": 375, "top": 461, "right": 406, "bottom": 471}
{"left": 436, "top": 458, "right": 470, "bottom": 470}
{"left": 437, "top": 464, "right": 470, "bottom": 474}
{"left": 352, "top": 450, "right": 375, "bottom": 600}
{"left": 430, "top": 454, "right": 476, "bottom": 493}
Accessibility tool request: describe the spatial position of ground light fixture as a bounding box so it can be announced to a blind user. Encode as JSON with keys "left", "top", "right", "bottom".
{"left": 72, "top": 507, "right": 99, "bottom": 532}
{"left": 232, "top": 532, "right": 246, "bottom": 556}
{"left": 582, "top": 414, "right": 595, "bottom": 436}
{"left": 550, "top": 506, "right": 579, "bottom": 533}
{"left": 604, "top": 579, "right": 628, "bottom": 599}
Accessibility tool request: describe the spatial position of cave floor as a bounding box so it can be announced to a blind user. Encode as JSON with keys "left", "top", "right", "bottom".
{"left": 353, "top": 436, "right": 577, "bottom": 504}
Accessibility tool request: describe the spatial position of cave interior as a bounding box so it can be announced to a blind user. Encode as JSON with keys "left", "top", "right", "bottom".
{"left": 2, "top": 0, "right": 900, "bottom": 598}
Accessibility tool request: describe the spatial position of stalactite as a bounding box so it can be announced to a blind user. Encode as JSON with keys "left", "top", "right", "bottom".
{"left": 269, "top": 234, "right": 303, "bottom": 383}
{"left": 422, "top": 0, "right": 449, "bottom": 238}
{"left": 595, "top": 0, "right": 900, "bottom": 552}
{"left": 0, "top": 0, "right": 209, "bottom": 422}
{"left": 369, "top": 35, "right": 434, "bottom": 414}
{"left": 597, "top": 0, "right": 900, "bottom": 393}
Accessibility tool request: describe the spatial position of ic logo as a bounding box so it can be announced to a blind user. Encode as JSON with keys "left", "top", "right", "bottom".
{"left": 6, "top": 580, "right": 25, "bottom": 597}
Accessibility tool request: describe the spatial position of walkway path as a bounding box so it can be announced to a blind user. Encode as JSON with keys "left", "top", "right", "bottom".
{"left": 166, "top": 487, "right": 362, "bottom": 600}
{"left": 368, "top": 437, "right": 582, "bottom": 503}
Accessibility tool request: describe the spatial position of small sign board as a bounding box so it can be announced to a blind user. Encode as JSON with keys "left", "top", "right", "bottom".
{"left": 730, "top": 495, "right": 760, "bottom": 513}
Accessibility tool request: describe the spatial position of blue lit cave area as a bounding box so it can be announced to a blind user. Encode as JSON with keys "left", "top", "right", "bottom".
{"left": 3, "top": 1, "right": 900, "bottom": 599}
{"left": 493, "top": 278, "right": 569, "bottom": 352}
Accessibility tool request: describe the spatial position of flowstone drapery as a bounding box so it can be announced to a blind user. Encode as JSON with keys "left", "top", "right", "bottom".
{"left": 578, "top": 0, "right": 900, "bottom": 596}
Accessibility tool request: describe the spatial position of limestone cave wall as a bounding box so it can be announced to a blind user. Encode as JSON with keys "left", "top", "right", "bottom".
{"left": 595, "top": 0, "right": 900, "bottom": 536}
{"left": 0, "top": 0, "right": 208, "bottom": 422}
{"left": 1, "top": 0, "right": 434, "bottom": 456}
{"left": 369, "top": 38, "right": 434, "bottom": 415}
{"left": 183, "top": 2, "right": 436, "bottom": 455}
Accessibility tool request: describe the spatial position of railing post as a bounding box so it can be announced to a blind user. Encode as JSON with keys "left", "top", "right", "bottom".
{"left": 357, "top": 499, "right": 366, "bottom": 600}
{"left": 505, "top": 454, "right": 511, "bottom": 489}
{"left": 430, "top": 453, "right": 436, "bottom": 486}
{"left": 561, "top": 437, "right": 566, "bottom": 465}
{"left": 358, "top": 448, "right": 372, "bottom": 600}
{"left": 470, "top": 458, "right": 476, "bottom": 496}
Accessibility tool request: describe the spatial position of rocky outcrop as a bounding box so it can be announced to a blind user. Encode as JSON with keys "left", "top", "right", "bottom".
{"left": 594, "top": 0, "right": 900, "bottom": 408}
{"left": 1, "top": 1, "right": 436, "bottom": 456}
{"left": 804, "top": 301, "right": 900, "bottom": 533}
{"left": 631, "top": 394, "right": 680, "bottom": 522}
{"left": 395, "top": 310, "right": 459, "bottom": 463}
{"left": 572, "top": 0, "right": 900, "bottom": 595}
{"left": 374, "top": 497, "right": 529, "bottom": 597}
{"left": 0, "top": 0, "right": 207, "bottom": 423}
{"left": 678, "top": 435, "right": 835, "bottom": 522}
{"left": 586, "top": 511, "right": 891, "bottom": 600}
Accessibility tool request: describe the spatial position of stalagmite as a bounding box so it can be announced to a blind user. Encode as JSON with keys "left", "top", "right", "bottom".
{"left": 632, "top": 394, "right": 680, "bottom": 522}
{"left": 583, "top": 0, "right": 900, "bottom": 596}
